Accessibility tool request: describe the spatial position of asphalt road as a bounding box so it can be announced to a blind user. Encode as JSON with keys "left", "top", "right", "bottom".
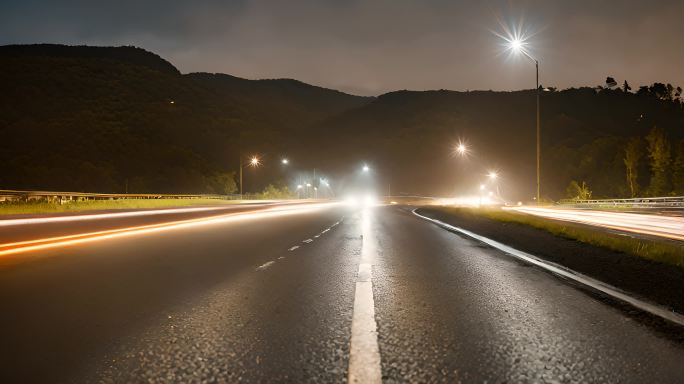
{"left": 1, "top": 204, "right": 683, "bottom": 383}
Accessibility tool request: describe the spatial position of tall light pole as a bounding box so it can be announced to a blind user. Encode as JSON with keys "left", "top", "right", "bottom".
{"left": 239, "top": 155, "right": 260, "bottom": 199}
{"left": 506, "top": 38, "right": 541, "bottom": 205}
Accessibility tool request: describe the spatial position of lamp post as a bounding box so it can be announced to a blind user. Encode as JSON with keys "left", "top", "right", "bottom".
{"left": 487, "top": 171, "right": 501, "bottom": 200}
{"left": 507, "top": 38, "right": 541, "bottom": 205}
{"left": 239, "top": 155, "right": 260, "bottom": 199}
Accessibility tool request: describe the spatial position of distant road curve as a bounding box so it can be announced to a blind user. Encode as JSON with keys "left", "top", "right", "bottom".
{"left": 508, "top": 206, "right": 684, "bottom": 241}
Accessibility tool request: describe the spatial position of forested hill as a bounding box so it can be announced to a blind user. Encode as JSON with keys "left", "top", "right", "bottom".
{"left": 309, "top": 87, "right": 684, "bottom": 199}
{"left": 0, "top": 44, "right": 371, "bottom": 194}
{"left": 1, "top": 44, "right": 683, "bottom": 200}
{"left": 0, "top": 44, "right": 180, "bottom": 75}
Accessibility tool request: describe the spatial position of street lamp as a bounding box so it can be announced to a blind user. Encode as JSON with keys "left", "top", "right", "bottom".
{"left": 239, "top": 155, "right": 261, "bottom": 199}
{"left": 362, "top": 164, "right": 370, "bottom": 172}
{"left": 487, "top": 171, "right": 502, "bottom": 199}
{"left": 281, "top": 158, "right": 289, "bottom": 165}
{"left": 504, "top": 35, "right": 541, "bottom": 205}
{"left": 455, "top": 140, "right": 468, "bottom": 156}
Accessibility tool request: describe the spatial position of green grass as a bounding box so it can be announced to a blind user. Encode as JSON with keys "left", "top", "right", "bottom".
{"left": 0, "top": 198, "right": 243, "bottom": 216}
{"left": 433, "top": 206, "right": 684, "bottom": 268}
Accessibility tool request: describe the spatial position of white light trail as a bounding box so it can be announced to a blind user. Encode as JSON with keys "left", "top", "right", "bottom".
{"left": 0, "top": 203, "right": 340, "bottom": 258}
{"left": 508, "top": 207, "right": 684, "bottom": 241}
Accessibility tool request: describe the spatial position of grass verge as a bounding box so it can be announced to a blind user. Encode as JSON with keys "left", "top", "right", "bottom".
{"left": 0, "top": 198, "right": 242, "bottom": 216}
{"left": 432, "top": 206, "right": 684, "bottom": 268}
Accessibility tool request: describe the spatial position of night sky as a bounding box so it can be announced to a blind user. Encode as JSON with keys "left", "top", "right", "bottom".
{"left": 1, "top": 0, "right": 682, "bottom": 95}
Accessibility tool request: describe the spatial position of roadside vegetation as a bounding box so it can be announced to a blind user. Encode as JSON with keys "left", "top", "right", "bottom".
{"left": 433, "top": 206, "right": 684, "bottom": 268}
{"left": 0, "top": 183, "right": 300, "bottom": 216}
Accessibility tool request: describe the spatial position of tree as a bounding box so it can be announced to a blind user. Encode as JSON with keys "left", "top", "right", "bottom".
{"left": 566, "top": 180, "right": 592, "bottom": 200}
{"left": 645, "top": 126, "right": 672, "bottom": 196}
{"left": 649, "top": 83, "right": 670, "bottom": 100}
{"left": 622, "top": 80, "right": 632, "bottom": 93}
{"left": 258, "top": 184, "right": 294, "bottom": 199}
{"left": 623, "top": 137, "right": 643, "bottom": 197}
{"left": 636, "top": 85, "right": 650, "bottom": 97}
{"left": 674, "top": 140, "right": 684, "bottom": 195}
{"left": 605, "top": 76, "right": 617, "bottom": 88}
{"left": 209, "top": 172, "right": 237, "bottom": 194}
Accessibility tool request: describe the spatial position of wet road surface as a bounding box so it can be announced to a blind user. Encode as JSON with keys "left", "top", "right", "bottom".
{"left": 1, "top": 204, "right": 683, "bottom": 383}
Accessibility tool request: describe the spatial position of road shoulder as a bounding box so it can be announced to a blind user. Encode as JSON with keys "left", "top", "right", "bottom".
{"left": 416, "top": 206, "right": 684, "bottom": 318}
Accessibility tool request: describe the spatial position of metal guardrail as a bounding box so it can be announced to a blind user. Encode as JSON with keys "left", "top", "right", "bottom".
{"left": 0, "top": 189, "right": 241, "bottom": 203}
{"left": 558, "top": 196, "right": 684, "bottom": 208}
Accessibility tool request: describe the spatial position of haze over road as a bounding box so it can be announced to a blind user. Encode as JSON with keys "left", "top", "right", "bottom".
{"left": 1, "top": 203, "right": 683, "bottom": 383}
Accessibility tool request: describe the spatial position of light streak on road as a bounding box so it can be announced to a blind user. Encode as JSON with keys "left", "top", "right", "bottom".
{"left": 0, "top": 204, "right": 281, "bottom": 227}
{"left": 0, "top": 203, "right": 340, "bottom": 258}
{"left": 507, "top": 207, "right": 684, "bottom": 241}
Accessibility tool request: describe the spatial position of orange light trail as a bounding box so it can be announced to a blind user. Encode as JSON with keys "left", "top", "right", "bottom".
{"left": 506, "top": 207, "right": 684, "bottom": 241}
{"left": 0, "top": 203, "right": 339, "bottom": 258}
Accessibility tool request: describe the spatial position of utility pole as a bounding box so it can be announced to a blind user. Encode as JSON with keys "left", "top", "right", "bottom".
{"left": 239, "top": 155, "right": 243, "bottom": 199}
{"left": 536, "top": 59, "right": 541, "bottom": 205}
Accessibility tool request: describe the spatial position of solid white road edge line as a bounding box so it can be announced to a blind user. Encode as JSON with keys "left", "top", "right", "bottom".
{"left": 348, "top": 209, "right": 382, "bottom": 384}
{"left": 412, "top": 208, "right": 684, "bottom": 327}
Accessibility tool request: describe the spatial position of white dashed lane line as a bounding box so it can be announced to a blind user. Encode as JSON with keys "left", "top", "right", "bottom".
{"left": 259, "top": 217, "right": 345, "bottom": 272}
{"left": 255, "top": 261, "right": 275, "bottom": 271}
{"left": 288, "top": 216, "right": 344, "bottom": 252}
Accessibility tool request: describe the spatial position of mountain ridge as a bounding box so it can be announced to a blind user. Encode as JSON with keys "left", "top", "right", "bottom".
{"left": 1, "top": 44, "right": 683, "bottom": 199}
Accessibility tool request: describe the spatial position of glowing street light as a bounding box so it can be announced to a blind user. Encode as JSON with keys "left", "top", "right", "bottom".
{"left": 500, "top": 27, "right": 541, "bottom": 204}
{"left": 480, "top": 184, "right": 485, "bottom": 190}
{"left": 456, "top": 143, "right": 467, "bottom": 156}
{"left": 281, "top": 158, "right": 289, "bottom": 165}
{"left": 362, "top": 164, "right": 370, "bottom": 172}
{"left": 239, "top": 155, "right": 261, "bottom": 199}
{"left": 488, "top": 171, "right": 498, "bottom": 180}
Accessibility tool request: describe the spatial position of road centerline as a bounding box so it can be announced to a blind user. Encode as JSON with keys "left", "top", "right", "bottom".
{"left": 348, "top": 208, "right": 382, "bottom": 384}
